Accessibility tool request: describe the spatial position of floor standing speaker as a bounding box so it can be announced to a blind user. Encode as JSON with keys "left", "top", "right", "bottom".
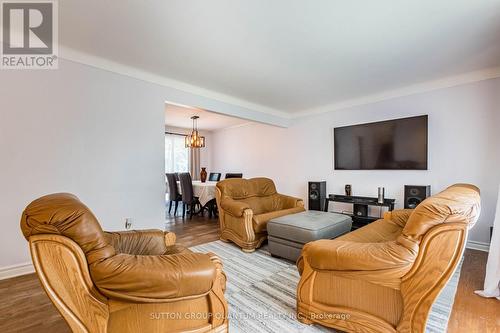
{"left": 404, "top": 185, "right": 431, "bottom": 209}
{"left": 308, "top": 181, "right": 326, "bottom": 211}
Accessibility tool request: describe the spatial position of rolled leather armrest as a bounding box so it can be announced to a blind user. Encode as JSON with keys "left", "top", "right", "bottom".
{"left": 90, "top": 252, "right": 217, "bottom": 302}
{"left": 221, "top": 199, "right": 251, "bottom": 217}
{"left": 278, "top": 194, "right": 304, "bottom": 209}
{"left": 252, "top": 206, "right": 306, "bottom": 226}
{"left": 206, "top": 252, "right": 227, "bottom": 292}
{"left": 104, "top": 229, "right": 175, "bottom": 255}
{"left": 302, "top": 239, "right": 416, "bottom": 272}
{"left": 384, "top": 209, "right": 414, "bottom": 227}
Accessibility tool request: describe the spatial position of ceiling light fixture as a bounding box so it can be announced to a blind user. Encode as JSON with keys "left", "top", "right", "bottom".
{"left": 185, "top": 116, "right": 205, "bottom": 148}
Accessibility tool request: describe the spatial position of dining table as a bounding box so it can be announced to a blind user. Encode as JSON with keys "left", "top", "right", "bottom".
{"left": 180, "top": 180, "right": 218, "bottom": 218}
{"left": 176, "top": 180, "right": 218, "bottom": 206}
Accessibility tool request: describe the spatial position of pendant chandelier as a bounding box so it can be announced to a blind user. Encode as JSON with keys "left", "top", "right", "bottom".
{"left": 185, "top": 116, "right": 205, "bottom": 148}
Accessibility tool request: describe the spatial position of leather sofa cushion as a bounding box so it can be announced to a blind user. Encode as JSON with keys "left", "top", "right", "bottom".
{"left": 400, "top": 184, "right": 480, "bottom": 250}
{"left": 21, "top": 193, "right": 115, "bottom": 264}
{"left": 105, "top": 229, "right": 169, "bottom": 255}
{"left": 238, "top": 195, "right": 279, "bottom": 215}
{"left": 304, "top": 239, "right": 416, "bottom": 272}
{"left": 337, "top": 218, "right": 403, "bottom": 243}
{"left": 90, "top": 252, "right": 216, "bottom": 302}
{"left": 383, "top": 209, "right": 414, "bottom": 228}
{"left": 217, "top": 177, "right": 277, "bottom": 200}
{"left": 105, "top": 230, "right": 190, "bottom": 256}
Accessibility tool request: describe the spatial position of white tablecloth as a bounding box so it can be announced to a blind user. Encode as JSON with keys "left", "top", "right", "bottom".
{"left": 176, "top": 181, "right": 217, "bottom": 206}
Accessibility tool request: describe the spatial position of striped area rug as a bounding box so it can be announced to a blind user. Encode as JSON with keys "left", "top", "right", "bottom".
{"left": 191, "top": 241, "right": 462, "bottom": 333}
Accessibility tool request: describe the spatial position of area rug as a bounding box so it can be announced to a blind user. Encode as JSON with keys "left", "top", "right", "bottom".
{"left": 191, "top": 241, "right": 462, "bottom": 333}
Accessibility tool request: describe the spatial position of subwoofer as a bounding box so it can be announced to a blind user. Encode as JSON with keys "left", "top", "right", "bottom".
{"left": 308, "top": 181, "right": 326, "bottom": 211}
{"left": 404, "top": 185, "right": 431, "bottom": 209}
{"left": 353, "top": 204, "right": 368, "bottom": 217}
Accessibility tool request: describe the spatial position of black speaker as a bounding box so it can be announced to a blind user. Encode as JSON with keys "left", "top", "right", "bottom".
{"left": 404, "top": 185, "right": 431, "bottom": 209}
{"left": 308, "top": 181, "right": 326, "bottom": 211}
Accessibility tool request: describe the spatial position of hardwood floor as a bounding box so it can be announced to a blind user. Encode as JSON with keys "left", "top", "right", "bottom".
{"left": 0, "top": 213, "right": 498, "bottom": 333}
{"left": 164, "top": 212, "right": 221, "bottom": 247}
{"left": 448, "top": 249, "right": 500, "bottom": 332}
{"left": 0, "top": 273, "right": 70, "bottom": 333}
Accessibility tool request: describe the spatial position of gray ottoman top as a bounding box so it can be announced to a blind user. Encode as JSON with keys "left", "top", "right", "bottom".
{"left": 267, "top": 210, "right": 352, "bottom": 245}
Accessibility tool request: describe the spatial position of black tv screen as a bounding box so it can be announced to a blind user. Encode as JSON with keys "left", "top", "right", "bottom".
{"left": 334, "top": 115, "right": 428, "bottom": 170}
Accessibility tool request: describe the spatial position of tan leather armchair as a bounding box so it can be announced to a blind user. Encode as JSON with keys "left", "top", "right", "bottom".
{"left": 20, "top": 193, "right": 228, "bottom": 333}
{"left": 296, "top": 184, "right": 480, "bottom": 333}
{"left": 215, "top": 177, "right": 305, "bottom": 252}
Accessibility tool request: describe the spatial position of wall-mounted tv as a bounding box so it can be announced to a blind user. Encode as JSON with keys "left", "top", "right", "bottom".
{"left": 334, "top": 115, "right": 428, "bottom": 170}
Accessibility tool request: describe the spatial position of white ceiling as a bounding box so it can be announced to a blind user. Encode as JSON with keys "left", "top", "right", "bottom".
{"left": 60, "top": 1, "right": 500, "bottom": 115}
{"left": 165, "top": 104, "right": 250, "bottom": 131}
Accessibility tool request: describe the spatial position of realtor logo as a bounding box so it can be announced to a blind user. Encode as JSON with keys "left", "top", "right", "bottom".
{"left": 1, "top": 0, "right": 58, "bottom": 69}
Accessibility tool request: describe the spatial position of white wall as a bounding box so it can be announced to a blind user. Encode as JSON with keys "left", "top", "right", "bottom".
{"left": 0, "top": 60, "right": 165, "bottom": 271}
{"left": 212, "top": 78, "right": 500, "bottom": 245}
{"left": 0, "top": 58, "right": 279, "bottom": 273}
{"left": 165, "top": 125, "right": 213, "bottom": 173}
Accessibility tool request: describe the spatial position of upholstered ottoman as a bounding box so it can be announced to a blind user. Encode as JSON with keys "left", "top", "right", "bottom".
{"left": 267, "top": 211, "right": 352, "bottom": 262}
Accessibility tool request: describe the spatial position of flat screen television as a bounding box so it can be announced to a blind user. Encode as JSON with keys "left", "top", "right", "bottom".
{"left": 334, "top": 115, "right": 428, "bottom": 170}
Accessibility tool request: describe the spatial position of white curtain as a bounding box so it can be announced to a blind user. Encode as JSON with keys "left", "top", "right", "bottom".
{"left": 165, "top": 134, "right": 189, "bottom": 173}
{"left": 189, "top": 148, "right": 201, "bottom": 180}
{"left": 475, "top": 184, "right": 500, "bottom": 300}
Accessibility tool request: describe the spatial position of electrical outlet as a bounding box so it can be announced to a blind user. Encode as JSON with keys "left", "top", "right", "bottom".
{"left": 125, "top": 218, "right": 133, "bottom": 230}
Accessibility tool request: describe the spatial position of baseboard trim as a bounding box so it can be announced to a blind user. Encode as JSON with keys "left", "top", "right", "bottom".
{"left": 466, "top": 240, "right": 490, "bottom": 252}
{"left": 0, "top": 262, "right": 35, "bottom": 280}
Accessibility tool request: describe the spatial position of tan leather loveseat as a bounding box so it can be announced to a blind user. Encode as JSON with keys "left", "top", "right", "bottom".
{"left": 296, "top": 184, "right": 480, "bottom": 333}
{"left": 20, "top": 193, "right": 228, "bottom": 333}
{"left": 215, "top": 177, "right": 305, "bottom": 252}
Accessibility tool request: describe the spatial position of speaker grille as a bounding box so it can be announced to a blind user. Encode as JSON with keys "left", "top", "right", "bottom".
{"left": 404, "top": 185, "right": 430, "bottom": 209}
{"left": 309, "top": 190, "right": 319, "bottom": 200}
{"left": 406, "top": 197, "right": 421, "bottom": 209}
{"left": 409, "top": 188, "right": 420, "bottom": 196}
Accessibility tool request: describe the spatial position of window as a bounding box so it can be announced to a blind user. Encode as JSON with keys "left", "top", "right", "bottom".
{"left": 165, "top": 134, "right": 189, "bottom": 173}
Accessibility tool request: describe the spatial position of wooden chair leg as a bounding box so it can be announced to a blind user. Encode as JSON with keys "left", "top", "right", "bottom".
{"left": 168, "top": 201, "right": 172, "bottom": 214}
{"left": 190, "top": 204, "right": 194, "bottom": 219}
{"left": 182, "top": 204, "right": 186, "bottom": 218}
{"left": 174, "top": 201, "right": 179, "bottom": 215}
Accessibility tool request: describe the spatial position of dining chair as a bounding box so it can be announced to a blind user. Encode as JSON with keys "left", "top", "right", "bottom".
{"left": 166, "top": 173, "right": 182, "bottom": 215}
{"left": 207, "top": 199, "right": 218, "bottom": 219}
{"left": 209, "top": 173, "right": 222, "bottom": 181}
{"left": 178, "top": 172, "right": 202, "bottom": 219}
{"left": 225, "top": 173, "right": 243, "bottom": 179}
